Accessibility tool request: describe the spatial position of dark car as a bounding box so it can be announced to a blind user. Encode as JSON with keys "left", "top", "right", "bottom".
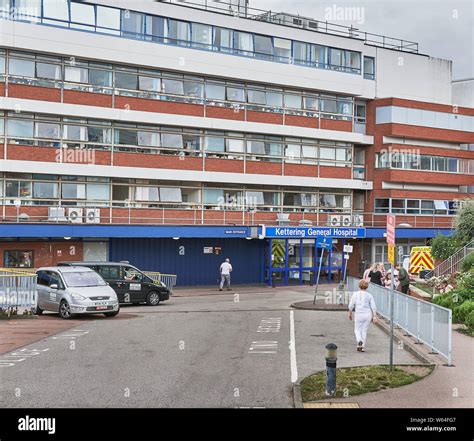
{"left": 58, "top": 262, "right": 170, "bottom": 306}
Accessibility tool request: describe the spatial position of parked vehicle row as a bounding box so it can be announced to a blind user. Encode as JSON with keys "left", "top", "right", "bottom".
{"left": 35, "top": 262, "right": 171, "bottom": 319}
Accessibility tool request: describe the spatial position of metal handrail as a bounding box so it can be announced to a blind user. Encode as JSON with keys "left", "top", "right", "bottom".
{"left": 0, "top": 211, "right": 456, "bottom": 228}
{"left": 426, "top": 238, "right": 474, "bottom": 278}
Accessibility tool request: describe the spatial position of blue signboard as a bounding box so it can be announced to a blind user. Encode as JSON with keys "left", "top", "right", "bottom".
{"left": 316, "top": 237, "right": 333, "bottom": 250}
{"left": 264, "top": 227, "right": 365, "bottom": 239}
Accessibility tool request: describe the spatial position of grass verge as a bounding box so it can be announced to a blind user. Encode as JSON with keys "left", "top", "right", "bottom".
{"left": 301, "top": 364, "right": 434, "bottom": 402}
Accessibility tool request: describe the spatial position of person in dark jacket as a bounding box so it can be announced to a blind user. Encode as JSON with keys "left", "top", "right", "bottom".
{"left": 369, "top": 263, "right": 384, "bottom": 286}
{"left": 395, "top": 264, "right": 410, "bottom": 294}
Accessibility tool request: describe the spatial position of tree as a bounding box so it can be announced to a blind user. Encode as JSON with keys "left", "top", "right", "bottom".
{"left": 454, "top": 201, "right": 474, "bottom": 245}
{"left": 431, "top": 234, "right": 460, "bottom": 261}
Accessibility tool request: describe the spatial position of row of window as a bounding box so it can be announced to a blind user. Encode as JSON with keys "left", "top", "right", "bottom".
{"left": 374, "top": 198, "right": 459, "bottom": 215}
{"left": 2, "top": 0, "right": 376, "bottom": 77}
{"left": 0, "top": 49, "right": 357, "bottom": 117}
{"left": 375, "top": 152, "right": 474, "bottom": 174}
{"left": 0, "top": 173, "right": 352, "bottom": 211}
{"left": 1, "top": 113, "right": 354, "bottom": 164}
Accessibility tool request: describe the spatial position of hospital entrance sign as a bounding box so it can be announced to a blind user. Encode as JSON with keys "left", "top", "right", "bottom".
{"left": 264, "top": 227, "right": 366, "bottom": 239}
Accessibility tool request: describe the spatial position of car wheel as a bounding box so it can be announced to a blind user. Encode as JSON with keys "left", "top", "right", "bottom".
{"left": 104, "top": 310, "right": 119, "bottom": 317}
{"left": 146, "top": 291, "right": 161, "bottom": 306}
{"left": 35, "top": 304, "right": 43, "bottom": 315}
{"left": 59, "top": 300, "right": 73, "bottom": 320}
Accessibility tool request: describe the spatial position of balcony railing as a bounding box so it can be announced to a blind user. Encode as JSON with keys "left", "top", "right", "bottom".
{"left": 0, "top": 209, "right": 456, "bottom": 229}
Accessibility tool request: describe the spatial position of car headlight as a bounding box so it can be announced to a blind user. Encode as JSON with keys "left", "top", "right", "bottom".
{"left": 71, "top": 293, "right": 86, "bottom": 301}
{"left": 160, "top": 281, "right": 167, "bottom": 288}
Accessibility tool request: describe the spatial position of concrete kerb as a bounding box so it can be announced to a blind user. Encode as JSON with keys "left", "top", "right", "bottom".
{"left": 293, "top": 383, "right": 304, "bottom": 408}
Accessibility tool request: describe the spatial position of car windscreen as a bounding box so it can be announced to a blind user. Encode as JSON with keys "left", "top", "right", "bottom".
{"left": 62, "top": 271, "right": 107, "bottom": 288}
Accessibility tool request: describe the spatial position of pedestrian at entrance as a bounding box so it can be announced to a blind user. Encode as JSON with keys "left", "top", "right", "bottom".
{"left": 219, "top": 258, "right": 233, "bottom": 291}
{"left": 395, "top": 264, "right": 410, "bottom": 294}
{"left": 348, "top": 279, "right": 377, "bottom": 352}
{"left": 369, "top": 263, "right": 383, "bottom": 286}
{"left": 363, "top": 264, "right": 374, "bottom": 282}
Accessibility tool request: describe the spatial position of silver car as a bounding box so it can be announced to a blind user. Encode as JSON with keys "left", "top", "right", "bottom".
{"left": 35, "top": 266, "right": 119, "bottom": 319}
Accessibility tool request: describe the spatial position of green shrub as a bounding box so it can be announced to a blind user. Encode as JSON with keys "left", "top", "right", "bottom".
{"left": 433, "top": 294, "right": 455, "bottom": 309}
{"left": 462, "top": 253, "right": 474, "bottom": 272}
{"left": 453, "top": 300, "right": 474, "bottom": 323}
{"left": 465, "top": 310, "right": 474, "bottom": 329}
{"left": 454, "top": 201, "right": 474, "bottom": 246}
{"left": 430, "top": 234, "right": 461, "bottom": 261}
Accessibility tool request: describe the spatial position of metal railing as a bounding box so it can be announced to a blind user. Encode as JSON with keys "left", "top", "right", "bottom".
{"left": 0, "top": 210, "right": 456, "bottom": 229}
{"left": 347, "top": 277, "right": 452, "bottom": 365}
{"left": 144, "top": 272, "right": 178, "bottom": 292}
{"left": 159, "top": 0, "right": 419, "bottom": 53}
{"left": 0, "top": 270, "right": 37, "bottom": 314}
{"left": 426, "top": 239, "right": 474, "bottom": 278}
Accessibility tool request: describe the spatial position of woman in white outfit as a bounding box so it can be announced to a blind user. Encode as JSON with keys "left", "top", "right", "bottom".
{"left": 348, "top": 279, "right": 377, "bottom": 352}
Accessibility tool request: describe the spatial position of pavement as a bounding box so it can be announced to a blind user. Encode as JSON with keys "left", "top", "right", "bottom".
{"left": 0, "top": 285, "right": 420, "bottom": 408}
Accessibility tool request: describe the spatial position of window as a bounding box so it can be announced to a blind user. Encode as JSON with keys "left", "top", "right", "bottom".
{"left": 161, "top": 133, "right": 183, "bottom": 149}
{"left": 247, "top": 89, "right": 266, "bottom": 105}
{"left": 345, "top": 51, "right": 361, "bottom": 72}
{"left": 421, "top": 200, "right": 434, "bottom": 214}
{"left": 203, "top": 188, "right": 224, "bottom": 204}
{"left": 293, "top": 41, "right": 311, "bottom": 64}
{"left": 6, "top": 181, "right": 32, "bottom": 198}
{"left": 115, "top": 129, "right": 137, "bottom": 145}
{"left": 206, "top": 83, "right": 226, "bottom": 100}
{"left": 329, "top": 48, "right": 343, "bottom": 68}
{"left": 285, "top": 144, "right": 301, "bottom": 161}
{"left": 226, "top": 86, "right": 245, "bottom": 102}
{"left": 87, "top": 184, "right": 110, "bottom": 200}
{"left": 266, "top": 91, "right": 283, "bottom": 107}
{"left": 145, "top": 16, "right": 166, "bottom": 41}
{"left": 303, "top": 96, "right": 319, "bottom": 111}
{"left": 265, "top": 141, "right": 282, "bottom": 156}
{"left": 43, "top": 0, "right": 69, "bottom": 21}
{"left": 273, "top": 38, "right": 291, "bottom": 61}
{"left": 227, "top": 138, "right": 245, "bottom": 153}
{"left": 4, "top": 250, "right": 33, "bottom": 268}
{"left": 234, "top": 32, "right": 254, "bottom": 54}
{"left": 406, "top": 199, "right": 420, "bottom": 214}
{"left": 112, "top": 186, "right": 129, "bottom": 201}
{"left": 191, "top": 23, "right": 212, "bottom": 47}
{"left": 63, "top": 125, "right": 88, "bottom": 141}
{"left": 312, "top": 45, "right": 327, "bottom": 67}
{"left": 391, "top": 199, "right": 405, "bottom": 213}
{"left": 162, "top": 78, "right": 184, "bottom": 95}
{"left": 88, "top": 127, "right": 110, "bottom": 144}
{"left": 355, "top": 104, "right": 366, "bottom": 123}
{"left": 65, "top": 66, "right": 89, "bottom": 83}
{"left": 35, "top": 122, "right": 60, "bottom": 139}
{"left": 96, "top": 6, "right": 121, "bottom": 33}
{"left": 205, "top": 136, "right": 225, "bottom": 152}
{"left": 135, "top": 187, "right": 159, "bottom": 201}
{"left": 364, "top": 56, "right": 375, "bottom": 79}
{"left": 36, "top": 62, "right": 61, "bottom": 80}
{"left": 138, "top": 131, "right": 160, "bottom": 147}
{"left": 90, "top": 69, "right": 112, "bottom": 87}
{"left": 284, "top": 94, "right": 302, "bottom": 109}
{"left": 139, "top": 76, "right": 161, "bottom": 92}
{"left": 168, "top": 20, "right": 190, "bottom": 45}
{"left": 213, "top": 28, "right": 233, "bottom": 50}
{"left": 320, "top": 147, "right": 336, "bottom": 160}
{"left": 183, "top": 133, "right": 200, "bottom": 150}
{"left": 0, "top": 55, "right": 4, "bottom": 75}
{"left": 247, "top": 140, "right": 265, "bottom": 155}
{"left": 15, "top": 0, "right": 41, "bottom": 21}
{"left": 159, "top": 187, "right": 182, "bottom": 202}
{"left": 115, "top": 72, "right": 138, "bottom": 90}
{"left": 62, "top": 183, "right": 86, "bottom": 199}
{"left": 122, "top": 11, "right": 144, "bottom": 36}
{"left": 246, "top": 191, "right": 265, "bottom": 205}
{"left": 320, "top": 98, "right": 337, "bottom": 114}
{"left": 254, "top": 35, "right": 273, "bottom": 59}
{"left": 9, "top": 58, "right": 35, "bottom": 77}
{"left": 7, "top": 119, "right": 34, "bottom": 138}
{"left": 448, "top": 158, "right": 458, "bottom": 172}
{"left": 183, "top": 81, "right": 204, "bottom": 98}
{"left": 337, "top": 99, "right": 353, "bottom": 116}
{"left": 375, "top": 199, "right": 389, "bottom": 213}
{"left": 33, "top": 182, "right": 58, "bottom": 199}
{"left": 70, "top": 2, "right": 95, "bottom": 27}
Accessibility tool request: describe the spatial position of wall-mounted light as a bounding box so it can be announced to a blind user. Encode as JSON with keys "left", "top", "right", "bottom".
{"left": 173, "top": 237, "right": 180, "bottom": 240}
{"left": 64, "top": 237, "right": 71, "bottom": 240}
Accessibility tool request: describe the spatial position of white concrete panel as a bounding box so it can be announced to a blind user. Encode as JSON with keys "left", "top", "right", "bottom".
{"left": 0, "top": 97, "right": 374, "bottom": 145}
{"left": 0, "top": 159, "right": 373, "bottom": 191}
{"left": 375, "top": 48, "right": 452, "bottom": 104}
{"left": 452, "top": 80, "right": 474, "bottom": 107}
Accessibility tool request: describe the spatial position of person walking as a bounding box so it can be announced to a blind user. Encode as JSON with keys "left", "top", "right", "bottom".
{"left": 363, "top": 264, "right": 373, "bottom": 282}
{"left": 395, "top": 264, "right": 410, "bottom": 294}
{"left": 348, "top": 279, "right": 377, "bottom": 352}
{"left": 369, "top": 263, "right": 383, "bottom": 286}
{"left": 219, "top": 258, "right": 233, "bottom": 291}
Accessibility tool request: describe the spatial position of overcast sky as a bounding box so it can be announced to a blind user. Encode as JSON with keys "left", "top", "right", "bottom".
{"left": 249, "top": 0, "right": 473, "bottom": 80}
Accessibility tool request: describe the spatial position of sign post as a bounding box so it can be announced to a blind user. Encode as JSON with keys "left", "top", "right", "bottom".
{"left": 386, "top": 214, "right": 396, "bottom": 370}
{"left": 313, "top": 237, "right": 333, "bottom": 305}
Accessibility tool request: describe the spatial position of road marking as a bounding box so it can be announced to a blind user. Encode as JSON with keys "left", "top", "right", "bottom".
{"left": 248, "top": 341, "right": 278, "bottom": 354}
{"left": 51, "top": 330, "right": 89, "bottom": 340}
{"left": 0, "top": 348, "right": 50, "bottom": 368}
{"left": 257, "top": 317, "right": 281, "bottom": 333}
{"left": 289, "top": 310, "right": 298, "bottom": 384}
